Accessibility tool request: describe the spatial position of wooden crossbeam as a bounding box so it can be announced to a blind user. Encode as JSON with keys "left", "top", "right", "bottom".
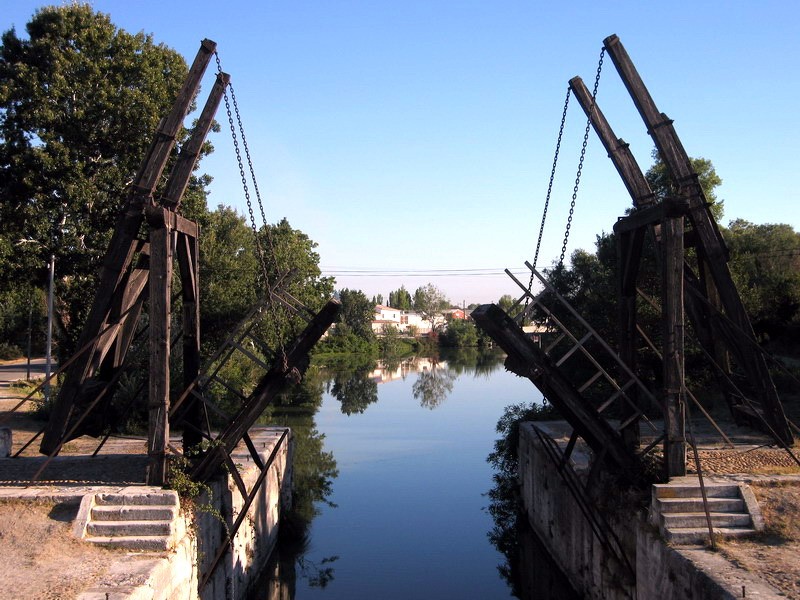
{"left": 191, "top": 300, "right": 340, "bottom": 483}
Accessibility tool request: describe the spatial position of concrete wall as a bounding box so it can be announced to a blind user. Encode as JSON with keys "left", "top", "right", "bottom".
{"left": 197, "top": 428, "right": 293, "bottom": 600}
{"left": 518, "top": 423, "right": 777, "bottom": 600}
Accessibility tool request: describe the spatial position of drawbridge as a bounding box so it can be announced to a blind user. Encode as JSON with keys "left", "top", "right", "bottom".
{"left": 474, "top": 34, "right": 795, "bottom": 485}
{"left": 4, "top": 40, "right": 340, "bottom": 495}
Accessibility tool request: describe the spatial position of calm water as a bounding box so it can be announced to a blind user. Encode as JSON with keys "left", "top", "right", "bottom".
{"left": 251, "top": 349, "right": 547, "bottom": 599}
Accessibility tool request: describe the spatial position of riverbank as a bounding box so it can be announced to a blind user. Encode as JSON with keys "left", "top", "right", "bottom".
{"left": 519, "top": 419, "right": 800, "bottom": 599}
{"left": 0, "top": 385, "right": 291, "bottom": 599}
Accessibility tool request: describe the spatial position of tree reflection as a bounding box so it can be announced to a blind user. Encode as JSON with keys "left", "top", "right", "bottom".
{"left": 257, "top": 365, "right": 340, "bottom": 595}
{"left": 486, "top": 402, "right": 579, "bottom": 599}
{"left": 412, "top": 360, "right": 456, "bottom": 409}
{"left": 330, "top": 366, "right": 378, "bottom": 415}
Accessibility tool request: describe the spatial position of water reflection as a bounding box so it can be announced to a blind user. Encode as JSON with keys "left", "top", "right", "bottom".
{"left": 251, "top": 348, "right": 546, "bottom": 599}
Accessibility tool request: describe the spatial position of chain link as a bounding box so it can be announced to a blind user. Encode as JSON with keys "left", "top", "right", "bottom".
{"left": 527, "top": 86, "right": 571, "bottom": 300}
{"left": 215, "top": 52, "right": 288, "bottom": 360}
{"left": 558, "top": 48, "right": 605, "bottom": 267}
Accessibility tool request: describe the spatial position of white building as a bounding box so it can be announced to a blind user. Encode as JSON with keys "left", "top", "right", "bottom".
{"left": 371, "top": 305, "right": 435, "bottom": 335}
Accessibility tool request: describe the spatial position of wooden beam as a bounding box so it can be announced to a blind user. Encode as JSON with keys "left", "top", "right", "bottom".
{"left": 662, "top": 216, "right": 686, "bottom": 477}
{"left": 569, "top": 76, "right": 656, "bottom": 209}
{"left": 191, "top": 299, "right": 341, "bottom": 483}
{"left": 146, "top": 210, "right": 174, "bottom": 486}
{"left": 471, "top": 303, "right": 638, "bottom": 475}
{"left": 177, "top": 232, "right": 202, "bottom": 451}
{"left": 134, "top": 39, "right": 217, "bottom": 195}
{"left": 162, "top": 70, "right": 230, "bottom": 210}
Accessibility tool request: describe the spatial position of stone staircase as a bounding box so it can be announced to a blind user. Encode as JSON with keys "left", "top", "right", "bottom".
{"left": 650, "top": 480, "right": 764, "bottom": 544}
{"left": 74, "top": 488, "right": 182, "bottom": 551}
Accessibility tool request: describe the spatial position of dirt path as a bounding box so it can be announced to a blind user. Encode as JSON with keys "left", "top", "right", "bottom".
{"left": 0, "top": 500, "right": 119, "bottom": 600}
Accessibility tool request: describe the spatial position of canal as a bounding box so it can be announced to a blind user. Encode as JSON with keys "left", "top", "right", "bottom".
{"left": 248, "top": 348, "right": 578, "bottom": 599}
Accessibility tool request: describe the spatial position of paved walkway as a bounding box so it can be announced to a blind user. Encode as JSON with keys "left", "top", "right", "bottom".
{"left": 0, "top": 357, "right": 53, "bottom": 388}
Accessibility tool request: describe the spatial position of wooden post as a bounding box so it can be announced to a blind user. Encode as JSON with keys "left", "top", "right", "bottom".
{"left": 177, "top": 232, "right": 202, "bottom": 451}
{"left": 617, "top": 228, "right": 645, "bottom": 450}
{"left": 663, "top": 214, "right": 686, "bottom": 478}
{"left": 146, "top": 208, "right": 173, "bottom": 485}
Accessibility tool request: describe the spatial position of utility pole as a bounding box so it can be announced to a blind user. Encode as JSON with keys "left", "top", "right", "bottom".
{"left": 45, "top": 255, "right": 54, "bottom": 403}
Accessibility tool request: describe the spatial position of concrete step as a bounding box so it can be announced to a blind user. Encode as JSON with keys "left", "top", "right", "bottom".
{"left": 87, "top": 520, "right": 173, "bottom": 537}
{"left": 652, "top": 483, "right": 740, "bottom": 499}
{"left": 90, "top": 504, "right": 178, "bottom": 522}
{"left": 84, "top": 535, "right": 173, "bottom": 552}
{"left": 661, "top": 511, "right": 752, "bottom": 529}
{"left": 656, "top": 497, "right": 744, "bottom": 514}
{"left": 94, "top": 491, "right": 179, "bottom": 507}
{"left": 665, "top": 526, "right": 756, "bottom": 545}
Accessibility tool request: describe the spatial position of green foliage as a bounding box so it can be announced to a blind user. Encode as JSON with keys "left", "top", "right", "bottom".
{"left": 645, "top": 150, "right": 724, "bottom": 220}
{"left": 377, "top": 324, "right": 413, "bottom": 357}
{"left": 0, "top": 4, "right": 209, "bottom": 357}
{"left": 441, "top": 319, "right": 479, "bottom": 348}
{"left": 316, "top": 323, "right": 377, "bottom": 356}
{"left": 724, "top": 219, "right": 800, "bottom": 345}
{"left": 412, "top": 283, "right": 449, "bottom": 332}
{"left": 388, "top": 286, "right": 412, "bottom": 310}
{"left": 336, "top": 288, "right": 375, "bottom": 341}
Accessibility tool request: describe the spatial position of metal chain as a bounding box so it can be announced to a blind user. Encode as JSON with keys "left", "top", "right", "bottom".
{"left": 527, "top": 86, "right": 571, "bottom": 301}
{"left": 215, "top": 52, "right": 288, "bottom": 359}
{"left": 215, "top": 53, "right": 271, "bottom": 282}
{"left": 559, "top": 47, "right": 605, "bottom": 267}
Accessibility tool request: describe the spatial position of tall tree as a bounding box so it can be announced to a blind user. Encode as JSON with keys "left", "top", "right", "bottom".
{"left": 336, "top": 288, "right": 375, "bottom": 340}
{"left": 388, "top": 285, "right": 412, "bottom": 310}
{"left": 412, "top": 283, "right": 449, "bottom": 333}
{"left": 0, "top": 4, "right": 207, "bottom": 352}
{"left": 645, "top": 150, "right": 724, "bottom": 220}
{"left": 724, "top": 219, "right": 800, "bottom": 343}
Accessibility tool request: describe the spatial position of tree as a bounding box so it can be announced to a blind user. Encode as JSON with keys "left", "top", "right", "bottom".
{"left": 198, "top": 205, "right": 259, "bottom": 348}
{"left": 388, "top": 286, "right": 412, "bottom": 310}
{"left": 0, "top": 4, "right": 207, "bottom": 354}
{"left": 336, "top": 288, "right": 375, "bottom": 340}
{"left": 724, "top": 219, "right": 800, "bottom": 344}
{"left": 441, "top": 319, "right": 479, "bottom": 348}
{"left": 412, "top": 360, "right": 456, "bottom": 409}
{"left": 645, "top": 150, "right": 724, "bottom": 220}
{"left": 412, "top": 283, "right": 449, "bottom": 333}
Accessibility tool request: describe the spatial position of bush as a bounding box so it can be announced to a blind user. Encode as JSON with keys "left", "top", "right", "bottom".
{"left": 0, "top": 342, "right": 23, "bottom": 360}
{"left": 441, "top": 319, "right": 479, "bottom": 348}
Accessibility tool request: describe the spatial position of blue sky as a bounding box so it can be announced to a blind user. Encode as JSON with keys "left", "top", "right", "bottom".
{"left": 5, "top": 1, "right": 799, "bottom": 304}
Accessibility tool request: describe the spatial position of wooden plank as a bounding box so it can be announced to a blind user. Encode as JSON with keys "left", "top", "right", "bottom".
{"left": 662, "top": 216, "right": 686, "bottom": 477}
{"left": 162, "top": 71, "right": 230, "bottom": 210}
{"left": 177, "top": 231, "right": 202, "bottom": 451}
{"left": 146, "top": 213, "right": 173, "bottom": 486}
{"left": 569, "top": 76, "right": 656, "bottom": 208}
{"left": 471, "top": 303, "right": 638, "bottom": 474}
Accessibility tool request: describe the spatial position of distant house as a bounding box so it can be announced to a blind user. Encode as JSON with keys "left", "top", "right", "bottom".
{"left": 444, "top": 308, "right": 467, "bottom": 320}
{"left": 371, "top": 305, "right": 434, "bottom": 335}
